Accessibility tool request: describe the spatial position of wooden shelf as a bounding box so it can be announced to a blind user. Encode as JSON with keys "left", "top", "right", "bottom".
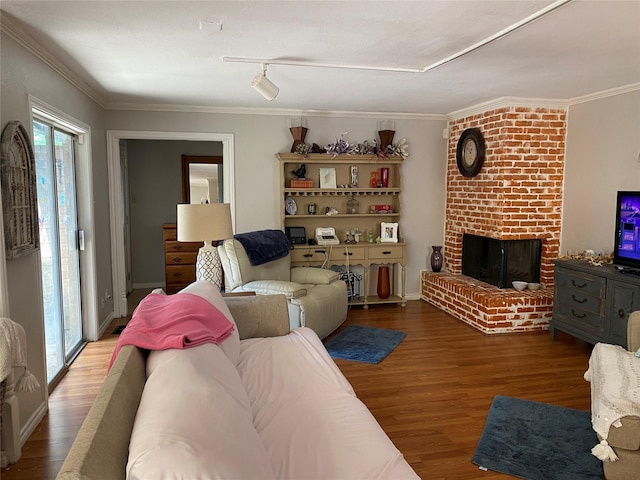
{"left": 285, "top": 188, "right": 401, "bottom": 196}
{"left": 278, "top": 152, "right": 406, "bottom": 308}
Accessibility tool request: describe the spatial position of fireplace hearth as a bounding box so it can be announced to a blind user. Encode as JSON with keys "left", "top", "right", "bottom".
{"left": 461, "top": 234, "right": 542, "bottom": 288}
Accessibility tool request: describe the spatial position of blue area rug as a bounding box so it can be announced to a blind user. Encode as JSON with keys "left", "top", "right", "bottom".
{"left": 472, "top": 395, "right": 603, "bottom": 480}
{"left": 324, "top": 325, "right": 406, "bottom": 364}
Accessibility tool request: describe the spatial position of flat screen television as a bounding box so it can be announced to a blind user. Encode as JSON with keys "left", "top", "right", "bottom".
{"left": 613, "top": 191, "right": 640, "bottom": 271}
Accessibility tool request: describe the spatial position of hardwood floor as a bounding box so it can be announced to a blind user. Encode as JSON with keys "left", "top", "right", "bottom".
{"left": 1, "top": 299, "right": 594, "bottom": 480}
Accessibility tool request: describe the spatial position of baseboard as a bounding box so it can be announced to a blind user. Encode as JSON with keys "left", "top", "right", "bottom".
{"left": 132, "top": 282, "right": 164, "bottom": 289}
{"left": 97, "top": 312, "right": 114, "bottom": 340}
{"left": 19, "top": 399, "right": 47, "bottom": 452}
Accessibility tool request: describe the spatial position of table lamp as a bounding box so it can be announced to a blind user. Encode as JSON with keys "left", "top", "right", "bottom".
{"left": 177, "top": 203, "right": 233, "bottom": 289}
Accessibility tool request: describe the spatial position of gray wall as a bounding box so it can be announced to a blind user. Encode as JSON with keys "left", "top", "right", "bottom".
{"left": 105, "top": 110, "right": 449, "bottom": 295}
{"left": 0, "top": 32, "right": 110, "bottom": 435}
{"left": 126, "top": 139, "right": 223, "bottom": 286}
{"left": 562, "top": 90, "right": 640, "bottom": 254}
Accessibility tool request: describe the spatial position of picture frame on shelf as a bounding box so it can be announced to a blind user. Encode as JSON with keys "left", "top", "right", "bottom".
{"left": 319, "top": 167, "right": 337, "bottom": 189}
{"left": 381, "top": 222, "right": 398, "bottom": 243}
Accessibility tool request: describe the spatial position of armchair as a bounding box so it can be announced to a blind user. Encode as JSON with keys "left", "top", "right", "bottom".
{"left": 218, "top": 237, "right": 347, "bottom": 339}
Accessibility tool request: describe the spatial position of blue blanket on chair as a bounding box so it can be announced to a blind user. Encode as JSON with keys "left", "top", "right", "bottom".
{"left": 234, "top": 229, "right": 292, "bottom": 266}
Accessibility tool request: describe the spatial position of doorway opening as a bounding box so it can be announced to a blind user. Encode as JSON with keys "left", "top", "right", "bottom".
{"left": 106, "top": 130, "right": 235, "bottom": 319}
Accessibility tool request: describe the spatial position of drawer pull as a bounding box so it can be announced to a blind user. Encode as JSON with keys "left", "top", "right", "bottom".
{"left": 343, "top": 252, "right": 353, "bottom": 256}
{"left": 571, "top": 309, "right": 586, "bottom": 319}
{"left": 571, "top": 294, "right": 587, "bottom": 304}
{"left": 172, "top": 245, "right": 184, "bottom": 251}
{"left": 382, "top": 251, "right": 392, "bottom": 255}
{"left": 172, "top": 256, "right": 183, "bottom": 263}
{"left": 618, "top": 309, "right": 625, "bottom": 318}
{"left": 571, "top": 279, "right": 587, "bottom": 288}
{"left": 173, "top": 272, "right": 183, "bottom": 278}
{"left": 303, "top": 254, "right": 313, "bottom": 258}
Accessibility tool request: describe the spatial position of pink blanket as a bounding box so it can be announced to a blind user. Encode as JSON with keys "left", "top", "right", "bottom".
{"left": 108, "top": 293, "right": 234, "bottom": 369}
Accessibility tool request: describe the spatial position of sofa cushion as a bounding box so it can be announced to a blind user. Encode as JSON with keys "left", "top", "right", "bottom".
{"left": 127, "top": 343, "right": 275, "bottom": 480}
{"left": 237, "top": 328, "right": 419, "bottom": 479}
{"left": 290, "top": 266, "right": 340, "bottom": 285}
{"left": 240, "top": 280, "right": 307, "bottom": 299}
{"left": 179, "top": 280, "right": 240, "bottom": 366}
{"left": 224, "top": 294, "right": 290, "bottom": 339}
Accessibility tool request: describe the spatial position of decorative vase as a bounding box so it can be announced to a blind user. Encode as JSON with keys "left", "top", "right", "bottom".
{"left": 378, "top": 130, "right": 395, "bottom": 150}
{"left": 289, "top": 126, "right": 308, "bottom": 153}
{"left": 377, "top": 265, "right": 391, "bottom": 299}
{"left": 430, "top": 246, "right": 443, "bottom": 272}
{"left": 380, "top": 167, "right": 389, "bottom": 187}
{"left": 346, "top": 195, "right": 360, "bottom": 214}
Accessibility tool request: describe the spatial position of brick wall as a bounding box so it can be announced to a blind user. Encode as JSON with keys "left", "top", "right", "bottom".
{"left": 422, "top": 105, "right": 566, "bottom": 334}
{"left": 445, "top": 106, "right": 566, "bottom": 285}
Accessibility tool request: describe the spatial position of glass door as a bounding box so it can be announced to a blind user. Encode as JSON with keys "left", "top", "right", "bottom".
{"left": 33, "top": 119, "right": 83, "bottom": 385}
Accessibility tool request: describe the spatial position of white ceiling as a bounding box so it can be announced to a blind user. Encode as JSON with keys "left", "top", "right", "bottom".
{"left": 1, "top": 0, "right": 639, "bottom": 116}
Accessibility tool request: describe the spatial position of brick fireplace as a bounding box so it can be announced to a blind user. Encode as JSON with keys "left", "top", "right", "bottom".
{"left": 422, "top": 105, "right": 566, "bottom": 333}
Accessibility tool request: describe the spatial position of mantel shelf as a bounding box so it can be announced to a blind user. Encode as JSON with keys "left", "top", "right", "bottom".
{"left": 285, "top": 188, "right": 400, "bottom": 196}
{"left": 278, "top": 153, "right": 404, "bottom": 164}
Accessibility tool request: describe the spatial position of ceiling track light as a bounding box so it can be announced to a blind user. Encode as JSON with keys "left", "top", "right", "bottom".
{"left": 224, "top": 0, "right": 573, "bottom": 77}
{"left": 251, "top": 63, "right": 279, "bottom": 101}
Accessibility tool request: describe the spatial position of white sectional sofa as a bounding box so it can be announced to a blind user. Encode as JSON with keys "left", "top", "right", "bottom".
{"left": 56, "top": 282, "right": 417, "bottom": 479}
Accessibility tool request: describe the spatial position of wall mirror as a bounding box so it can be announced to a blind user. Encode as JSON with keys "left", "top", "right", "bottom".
{"left": 181, "top": 155, "right": 223, "bottom": 204}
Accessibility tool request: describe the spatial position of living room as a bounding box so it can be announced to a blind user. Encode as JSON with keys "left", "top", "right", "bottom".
{"left": 1, "top": 1, "right": 639, "bottom": 478}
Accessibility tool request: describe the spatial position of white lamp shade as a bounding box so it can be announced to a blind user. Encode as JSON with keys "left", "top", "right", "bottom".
{"left": 252, "top": 73, "right": 279, "bottom": 101}
{"left": 177, "top": 203, "right": 233, "bottom": 242}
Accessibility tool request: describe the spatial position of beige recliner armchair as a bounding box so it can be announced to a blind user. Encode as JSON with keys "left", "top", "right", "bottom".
{"left": 218, "top": 236, "right": 348, "bottom": 339}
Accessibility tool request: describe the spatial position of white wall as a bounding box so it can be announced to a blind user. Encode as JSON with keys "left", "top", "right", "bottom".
{"left": 105, "top": 110, "right": 449, "bottom": 298}
{"left": 562, "top": 90, "right": 640, "bottom": 254}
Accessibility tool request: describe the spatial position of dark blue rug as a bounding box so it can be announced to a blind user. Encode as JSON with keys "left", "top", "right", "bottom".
{"left": 472, "top": 395, "right": 603, "bottom": 480}
{"left": 324, "top": 325, "right": 406, "bottom": 364}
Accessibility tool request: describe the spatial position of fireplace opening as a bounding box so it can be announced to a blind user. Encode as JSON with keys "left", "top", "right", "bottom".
{"left": 462, "top": 234, "right": 542, "bottom": 288}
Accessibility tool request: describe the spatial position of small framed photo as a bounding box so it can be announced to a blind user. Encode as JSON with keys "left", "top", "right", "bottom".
{"left": 319, "top": 167, "right": 337, "bottom": 189}
{"left": 381, "top": 222, "right": 398, "bottom": 243}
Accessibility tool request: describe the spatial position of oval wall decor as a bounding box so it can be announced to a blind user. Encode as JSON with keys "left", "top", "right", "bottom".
{"left": 1, "top": 121, "right": 40, "bottom": 259}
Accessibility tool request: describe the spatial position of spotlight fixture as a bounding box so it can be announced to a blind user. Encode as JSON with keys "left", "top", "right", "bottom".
{"left": 251, "top": 63, "right": 279, "bottom": 101}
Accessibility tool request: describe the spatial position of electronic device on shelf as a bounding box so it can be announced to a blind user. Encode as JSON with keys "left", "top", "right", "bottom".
{"left": 285, "top": 226, "right": 306, "bottom": 245}
{"left": 315, "top": 227, "right": 340, "bottom": 246}
{"left": 613, "top": 190, "right": 640, "bottom": 271}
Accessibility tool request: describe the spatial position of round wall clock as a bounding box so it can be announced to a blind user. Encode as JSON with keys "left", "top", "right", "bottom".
{"left": 456, "top": 128, "right": 486, "bottom": 177}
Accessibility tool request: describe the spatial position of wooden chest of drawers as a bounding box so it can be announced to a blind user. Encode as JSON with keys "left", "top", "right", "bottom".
{"left": 551, "top": 259, "right": 640, "bottom": 346}
{"left": 162, "top": 223, "right": 201, "bottom": 294}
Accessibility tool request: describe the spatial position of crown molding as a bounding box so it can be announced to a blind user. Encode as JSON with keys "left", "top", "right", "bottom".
{"left": 3, "top": 10, "right": 636, "bottom": 121}
{"left": 569, "top": 82, "right": 640, "bottom": 106}
{"left": 105, "top": 102, "right": 446, "bottom": 120}
{"left": 446, "top": 83, "right": 640, "bottom": 121}
{"left": 0, "top": 12, "right": 109, "bottom": 108}
{"left": 447, "top": 96, "right": 570, "bottom": 121}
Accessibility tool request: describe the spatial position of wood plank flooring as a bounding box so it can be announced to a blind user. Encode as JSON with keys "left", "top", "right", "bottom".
{"left": 1, "top": 299, "right": 595, "bottom": 480}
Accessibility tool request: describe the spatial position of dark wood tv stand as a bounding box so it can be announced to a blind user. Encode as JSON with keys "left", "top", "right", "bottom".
{"left": 551, "top": 259, "right": 639, "bottom": 347}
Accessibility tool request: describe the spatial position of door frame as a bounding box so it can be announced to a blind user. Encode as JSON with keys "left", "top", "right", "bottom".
{"left": 106, "top": 130, "right": 235, "bottom": 318}
{"left": 29, "top": 96, "right": 99, "bottom": 341}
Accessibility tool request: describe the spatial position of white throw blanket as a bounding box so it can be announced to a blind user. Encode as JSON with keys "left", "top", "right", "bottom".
{"left": 584, "top": 342, "right": 640, "bottom": 462}
{"left": 0, "top": 317, "right": 40, "bottom": 392}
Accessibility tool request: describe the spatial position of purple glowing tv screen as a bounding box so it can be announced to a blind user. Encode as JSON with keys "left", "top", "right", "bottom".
{"left": 613, "top": 191, "right": 640, "bottom": 270}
